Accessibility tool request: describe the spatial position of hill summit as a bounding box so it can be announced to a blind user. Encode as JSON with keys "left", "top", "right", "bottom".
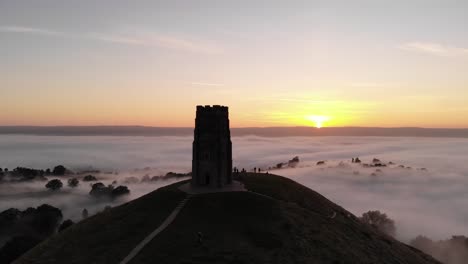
{"left": 15, "top": 173, "right": 440, "bottom": 264}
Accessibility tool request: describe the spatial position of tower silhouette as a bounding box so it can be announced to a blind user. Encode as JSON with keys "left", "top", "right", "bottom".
{"left": 192, "top": 105, "right": 232, "bottom": 187}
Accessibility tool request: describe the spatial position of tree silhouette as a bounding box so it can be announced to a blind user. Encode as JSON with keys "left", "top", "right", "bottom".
{"left": 112, "top": 186, "right": 130, "bottom": 197}
{"left": 67, "top": 178, "right": 79, "bottom": 188}
{"left": 359, "top": 210, "right": 396, "bottom": 237}
{"left": 58, "top": 219, "right": 74, "bottom": 232}
{"left": 52, "top": 165, "right": 67, "bottom": 176}
{"left": 83, "top": 175, "right": 97, "bottom": 182}
{"left": 45, "top": 179, "right": 63, "bottom": 191}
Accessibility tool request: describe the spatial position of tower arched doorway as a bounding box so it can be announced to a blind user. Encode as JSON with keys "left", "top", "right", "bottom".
{"left": 205, "top": 172, "right": 210, "bottom": 185}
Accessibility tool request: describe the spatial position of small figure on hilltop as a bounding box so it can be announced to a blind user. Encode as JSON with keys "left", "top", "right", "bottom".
{"left": 197, "top": 231, "right": 204, "bottom": 245}
{"left": 254, "top": 167, "right": 257, "bottom": 173}
{"left": 82, "top": 208, "right": 88, "bottom": 219}
{"left": 355, "top": 157, "right": 361, "bottom": 163}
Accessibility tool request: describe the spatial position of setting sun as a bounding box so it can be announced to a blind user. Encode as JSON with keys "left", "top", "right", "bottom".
{"left": 307, "top": 115, "right": 330, "bottom": 128}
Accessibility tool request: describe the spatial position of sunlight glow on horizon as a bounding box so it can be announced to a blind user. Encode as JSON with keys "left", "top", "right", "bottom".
{"left": 307, "top": 115, "right": 330, "bottom": 128}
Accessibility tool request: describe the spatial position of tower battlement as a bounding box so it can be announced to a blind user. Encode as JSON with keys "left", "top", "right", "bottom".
{"left": 195, "top": 105, "right": 230, "bottom": 133}
{"left": 196, "top": 105, "right": 229, "bottom": 117}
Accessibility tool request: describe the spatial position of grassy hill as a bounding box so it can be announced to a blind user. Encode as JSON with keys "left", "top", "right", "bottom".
{"left": 15, "top": 173, "right": 440, "bottom": 264}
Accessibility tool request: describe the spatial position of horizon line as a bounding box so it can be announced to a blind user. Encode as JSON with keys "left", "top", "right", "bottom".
{"left": 1, "top": 125, "right": 468, "bottom": 130}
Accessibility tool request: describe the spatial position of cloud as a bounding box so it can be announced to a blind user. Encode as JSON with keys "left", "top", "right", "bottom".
{"left": 277, "top": 98, "right": 331, "bottom": 103}
{"left": 146, "top": 34, "right": 222, "bottom": 54}
{"left": 348, "top": 82, "right": 397, "bottom": 88}
{"left": 190, "top": 82, "right": 225, "bottom": 87}
{"left": 0, "top": 26, "right": 65, "bottom": 36}
{"left": 1, "top": 135, "right": 468, "bottom": 243}
{"left": 91, "top": 31, "right": 223, "bottom": 54}
{"left": 399, "top": 42, "right": 468, "bottom": 57}
{"left": 91, "top": 34, "right": 147, "bottom": 46}
{"left": 0, "top": 25, "right": 222, "bottom": 54}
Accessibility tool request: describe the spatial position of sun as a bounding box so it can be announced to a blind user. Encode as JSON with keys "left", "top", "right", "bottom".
{"left": 307, "top": 115, "right": 330, "bottom": 128}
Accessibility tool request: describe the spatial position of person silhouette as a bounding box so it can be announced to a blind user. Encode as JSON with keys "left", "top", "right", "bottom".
{"left": 197, "top": 231, "right": 204, "bottom": 245}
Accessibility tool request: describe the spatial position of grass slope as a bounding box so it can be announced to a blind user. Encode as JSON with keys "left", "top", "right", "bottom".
{"left": 16, "top": 174, "right": 439, "bottom": 264}
{"left": 15, "top": 182, "right": 187, "bottom": 264}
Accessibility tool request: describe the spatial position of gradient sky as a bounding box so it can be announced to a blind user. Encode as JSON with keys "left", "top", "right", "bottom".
{"left": 1, "top": 0, "right": 467, "bottom": 128}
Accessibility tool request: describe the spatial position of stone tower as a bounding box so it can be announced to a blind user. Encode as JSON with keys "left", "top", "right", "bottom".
{"left": 192, "top": 105, "right": 232, "bottom": 187}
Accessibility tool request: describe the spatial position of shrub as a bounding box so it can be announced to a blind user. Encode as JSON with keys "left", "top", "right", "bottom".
{"left": 68, "top": 178, "right": 79, "bottom": 188}
{"left": 89, "top": 182, "right": 110, "bottom": 197}
{"left": 58, "top": 219, "right": 74, "bottom": 232}
{"left": 89, "top": 183, "right": 130, "bottom": 199}
{"left": 52, "top": 165, "right": 67, "bottom": 176}
{"left": 45, "top": 179, "right": 63, "bottom": 191}
{"left": 359, "top": 210, "right": 396, "bottom": 237}
{"left": 83, "top": 175, "right": 97, "bottom": 182}
{"left": 112, "top": 186, "right": 130, "bottom": 197}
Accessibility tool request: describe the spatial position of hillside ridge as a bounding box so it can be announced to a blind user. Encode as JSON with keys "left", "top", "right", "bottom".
{"left": 15, "top": 173, "right": 440, "bottom": 264}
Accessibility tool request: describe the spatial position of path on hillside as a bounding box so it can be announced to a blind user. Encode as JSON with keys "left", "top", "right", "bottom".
{"left": 119, "top": 195, "right": 192, "bottom": 264}
{"left": 248, "top": 190, "right": 275, "bottom": 200}
{"left": 120, "top": 185, "right": 273, "bottom": 264}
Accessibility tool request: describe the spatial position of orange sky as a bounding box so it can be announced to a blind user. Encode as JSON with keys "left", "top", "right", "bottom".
{"left": 1, "top": 2, "right": 468, "bottom": 128}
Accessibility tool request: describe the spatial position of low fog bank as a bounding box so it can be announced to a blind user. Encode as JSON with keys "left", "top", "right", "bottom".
{"left": 238, "top": 136, "right": 468, "bottom": 242}
{"left": 1, "top": 135, "right": 468, "bottom": 243}
{"left": 0, "top": 171, "right": 186, "bottom": 221}
{"left": 0, "top": 135, "right": 193, "bottom": 171}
